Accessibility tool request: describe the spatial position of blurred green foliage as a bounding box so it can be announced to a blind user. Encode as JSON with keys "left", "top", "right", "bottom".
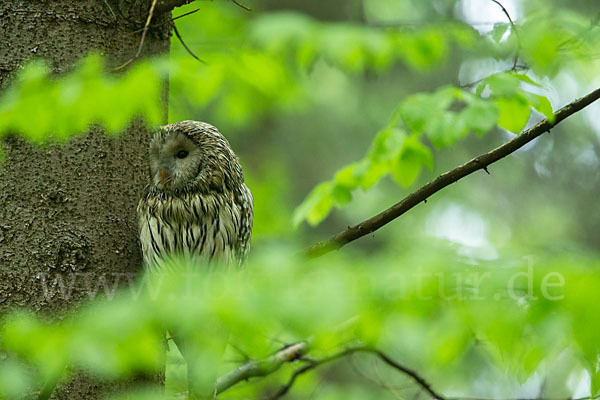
{"left": 1, "top": 0, "right": 600, "bottom": 398}
{"left": 1, "top": 248, "right": 599, "bottom": 399}
{"left": 0, "top": 55, "right": 163, "bottom": 141}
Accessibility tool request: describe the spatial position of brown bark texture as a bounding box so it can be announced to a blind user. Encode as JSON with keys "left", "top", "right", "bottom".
{"left": 0, "top": 0, "right": 172, "bottom": 397}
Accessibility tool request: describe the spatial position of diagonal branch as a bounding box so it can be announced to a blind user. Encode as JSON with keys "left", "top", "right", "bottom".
{"left": 230, "top": 0, "right": 252, "bottom": 11}
{"left": 214, "top": 341, "right": 309, "bottom": 395}
{"left": 305, "top": 87, "right": 600, "bottom": 258}
{"left": 213, "top": 342, "right": 443, "bottom": 399}
{"left": 213, "top": 342, "right": 600, "bottom": 400}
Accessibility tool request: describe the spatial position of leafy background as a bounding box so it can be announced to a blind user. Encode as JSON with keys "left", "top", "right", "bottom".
{"left": 1, "top": 0, "right": 600, "bottom": 398}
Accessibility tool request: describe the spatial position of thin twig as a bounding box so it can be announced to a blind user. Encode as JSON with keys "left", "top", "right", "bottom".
{"left": 368, "top": 348, "right": 442, "bottom": 400}
{"left": 348, "top": 354, "right": 409, "bottom": 399}
{"left": 171, "top": 7, "right": 200, "bottom": 21}
{"left": 305, "top": 87, "right": 600, "bottom": 258}
{"left": 459, "top": 64, "right": 528, "bottom": 89}
{"left": 269, "top": 346, "right": 444, "bottom": 400}
{"left": 173, "top": 23, "right": 205, "bottom": 63}
{"left": 269, "top": 346, "right": 600, "bottom": 400}
{"left": 132, "top": 8, "right": 200, "bottom": 34}
{"left": 489, "top": 0, "right": 520, "bottom": 70}
{"left": 114, "top": 0, "right": 158, "bottom": 71}
{"left": 270, "top": 363, "right": 317, "bottom": 399}
{"left": 230, "top": 0, "right": 252, "bottom": 11}
{"left": 557, "top": 12, "right": 600, "bottom": 51}
{"left": 227, "top": 342, "right": 252, "bottom": 363}
{"left": 489, "top": 0, "right": 515, "bottom": 30}
{"left": 367, "top": 20, "right": 509, "bottom": 28}
{"left": 102, "top": 0, "right": 117, "bottom": 20}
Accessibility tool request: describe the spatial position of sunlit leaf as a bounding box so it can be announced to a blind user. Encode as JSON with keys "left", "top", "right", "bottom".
{"left": 426, "top": 112, "right": 468, "bottom": 147}
{"left": 496, "top": 94, "right": 531, "bottom": 133}
{"left": 460, "top": 97, "right": 500, "bottom": 135}
{"left": 524, "top": 92, "right": 555, "bottom": 121}
{"left": 491, "top": 23, "right": 510, "bottom": 43}
{"left": 293, "top": 182, "right": 334, "bottom": 226}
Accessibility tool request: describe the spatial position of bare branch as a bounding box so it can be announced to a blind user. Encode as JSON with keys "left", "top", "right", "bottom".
{"left": 305, "top": 87, "right": 600, "bottom": 258}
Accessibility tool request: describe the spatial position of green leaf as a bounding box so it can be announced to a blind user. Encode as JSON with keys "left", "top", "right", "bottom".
{"left": 368, "top": 127, "right": 405, "bottom": 162}
{"left": 485, "top": 73, "right": 521, "bottom": 98}
{"left": 331, "top": 184, "right": 352, "bottom": 206}
{"left": 400, "top": 28, "right": 448, "bottom": 70}
{"left": 400, "top": 87, "right": 456, "bottom": 133}
{"left": 524, "top": 93, "right": 555, "bottom": 121}
{"left": 321, "top": 25, "right": 370, "bottom": 72}
{"left": 426, "top": 112, "right": 468, "bottom": 147}
{"left": 521, "top": 20, "right": 562, "bottom": 75}
{"left": 392, "top": 155, "right": 421, "bottom": 187}
{"left": 496, "top": 94, "right": 531, "bottom": 133}
{"left": 491, "top": 23, "right": 510, "bottom": 43}
{"left": 512, "top": 73, "right": 543, "bottom": 88}
{"left": 400, "top": 94, "right": 435, "bottom": 133}
{"left": 358, "top": 160, "right": 390, "bottom": 190}
{"left": 460, "top": 98, "right": 499, "bottom": 135}
{"left": 334, "top": 163, "right": 359, "bottom": 187}
{"left": 391, "top": 135, "right": 433, "bottom": 187}
{"left": 292, "top": 182, "right": 334, "bottom": 226}
{"left": 403, "top": 135, "right": 434, "bottom": 170}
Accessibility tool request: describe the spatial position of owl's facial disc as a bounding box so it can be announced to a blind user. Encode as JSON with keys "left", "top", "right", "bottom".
{"left": 150, "top": 132, "right": 202, "bottom": 192}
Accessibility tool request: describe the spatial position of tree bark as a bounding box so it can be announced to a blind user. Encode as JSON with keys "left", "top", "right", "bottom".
{"left": 0, "top": 0, "right": 173, "bottom": 397}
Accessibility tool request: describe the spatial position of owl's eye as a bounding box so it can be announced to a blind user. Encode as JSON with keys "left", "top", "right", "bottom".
{"left": 176, "top": 150, "right": 189, "bottom": 159}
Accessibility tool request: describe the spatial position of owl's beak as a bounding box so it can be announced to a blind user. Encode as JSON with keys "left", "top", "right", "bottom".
{"left": 160, "top": 168, "right": 168, "bottom": 182}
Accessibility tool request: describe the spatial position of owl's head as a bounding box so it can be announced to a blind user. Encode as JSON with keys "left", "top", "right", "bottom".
{"left": 147, "top": 120, "right": 244, "bottom": 195}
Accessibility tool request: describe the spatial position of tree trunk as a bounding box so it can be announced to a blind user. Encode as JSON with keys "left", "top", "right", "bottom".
{"left": 0, "top": 0, "right": 173, "bottom": 397}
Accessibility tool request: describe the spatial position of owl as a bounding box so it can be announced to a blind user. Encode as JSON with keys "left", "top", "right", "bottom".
{"left": 137, "top": 120, "right": 253, "bottom": 272}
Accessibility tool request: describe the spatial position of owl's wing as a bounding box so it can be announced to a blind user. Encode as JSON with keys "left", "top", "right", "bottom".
{"left": 235, "top": 183, "right": 253, "bottom": 265}
{"left": 137, "top": 190, "right": 159, "bottom": 268}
